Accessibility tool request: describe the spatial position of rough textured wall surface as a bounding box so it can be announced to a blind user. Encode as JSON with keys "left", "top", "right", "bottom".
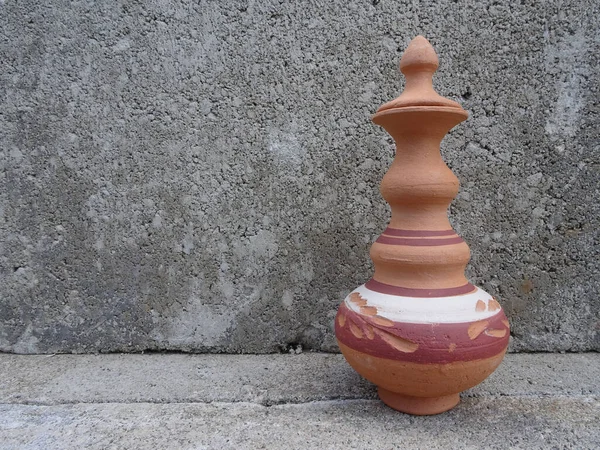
{"left": 0, "top": 0, "right": 598, "bottom": 354}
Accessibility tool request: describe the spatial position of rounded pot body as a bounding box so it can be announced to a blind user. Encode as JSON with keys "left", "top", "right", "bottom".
{"left": 335, "top": 283, "right": 509, "bottom": 414}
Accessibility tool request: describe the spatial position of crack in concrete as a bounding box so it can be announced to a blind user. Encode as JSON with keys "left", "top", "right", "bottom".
{"left": 1, "top": 393, "right": 598, "bottom": 408}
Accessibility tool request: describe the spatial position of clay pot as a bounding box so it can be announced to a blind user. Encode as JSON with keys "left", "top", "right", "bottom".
{"left": 335, "top": 36, "right": 509, "bottom": 415}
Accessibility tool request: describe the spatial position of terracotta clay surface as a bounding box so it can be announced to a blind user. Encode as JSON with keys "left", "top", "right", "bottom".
{"left": 335, "top": 36, "right": 509, "bottom": 415}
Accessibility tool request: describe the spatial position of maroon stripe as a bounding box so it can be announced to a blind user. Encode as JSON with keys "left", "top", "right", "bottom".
{"left": 335, "top": 302, "right": 509, "bottom": 364}
{"left": 383, "top": 228, "right": 456, "bottom": 237}
{"left": 376, "top": 236, "right": 464, "bottom": 246}
{"left": 365, "top": 279, "right": 475, "bottom": 297}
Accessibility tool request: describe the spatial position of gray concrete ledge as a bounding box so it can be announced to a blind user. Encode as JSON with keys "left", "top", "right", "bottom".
{"left": 1, "top": 353, "right": 599, "bottom": 449}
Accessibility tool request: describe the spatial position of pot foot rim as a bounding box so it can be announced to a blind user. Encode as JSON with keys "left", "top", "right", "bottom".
{"left": 377, "top": 388, "right": 460, "bottom": 415}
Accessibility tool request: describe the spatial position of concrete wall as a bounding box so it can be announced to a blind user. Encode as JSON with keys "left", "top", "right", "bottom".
{"left": 1, "top": 0, "right": 598, "bottom": 354}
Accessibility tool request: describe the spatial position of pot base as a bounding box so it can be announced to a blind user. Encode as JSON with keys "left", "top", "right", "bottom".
{"left": 377, "top": 388, "right": 460, "bottom": 415}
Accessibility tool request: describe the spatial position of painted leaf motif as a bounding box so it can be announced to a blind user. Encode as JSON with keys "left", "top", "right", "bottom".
{"left": 349, "top": 292, "right": 367, "bottom": 307}
{"left": 372, "top": 328, "right": 419, "bottom": 353}
{"left": 475, "top": 300, "right": 486, "bottom": 312}
{"left": 488, "top": 298, "right": 501, "bottom": 311}
{"left": 349, "top": 320, "right": 364, "bottom": 339}
{"left": 468, "top": 320, "right": 489, "bottom": 340}
{"left": 359, "top": 305, "right": 378, "bottom": 316}
{"left": 350, "top": 309, "right": 417, "bottom": 352}
{"left": 484, "top": 328, "right": 507, "bottom": 338}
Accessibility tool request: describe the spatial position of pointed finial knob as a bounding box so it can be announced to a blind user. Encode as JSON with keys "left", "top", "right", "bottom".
{"left": 375, "top": 36, "right": 465, "bottom": 114}
{"left": 399, "top": 35, "right": 439, "bottom": 75}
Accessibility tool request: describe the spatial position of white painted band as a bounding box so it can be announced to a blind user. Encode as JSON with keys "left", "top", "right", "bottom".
{"left": 345, "top": 284, "right": 502, "bottom": 324}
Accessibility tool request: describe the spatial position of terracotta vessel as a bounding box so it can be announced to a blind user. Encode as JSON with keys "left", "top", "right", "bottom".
{"left": 335, "top": 36, "right": 509, "bottom": 415}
